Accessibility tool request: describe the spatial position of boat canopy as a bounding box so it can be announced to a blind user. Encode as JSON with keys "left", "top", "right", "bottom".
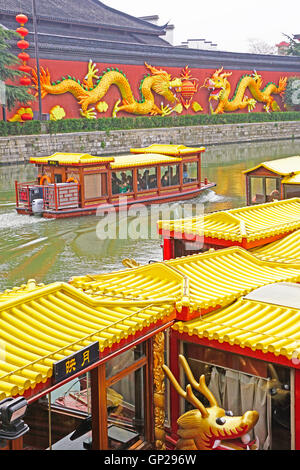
{"left": 0, "top": 280, "right": 175, "bottom": 401}
{"left": 30, "top": 153, "right": 114, "bottom": 166}
{"left": 70, "top": 246, "right": 300, "bottom": 318}
{"left": 172, "top": 283, "right": 300, "bottom": 361}
{"left": 130, "top": 144, "right": 205, "bottom": 156}
{"left": 251, "top": 228, "right": 300, "bottom": 263}
{"left": 2, "top": 244, "right": 300, "bottom": 400}
{"left": 157, "top": 198, "right": 300, "bottom": 244}
{"left": 243, "top": 155, "right": 300, "bottom": 176}
{"left": 30, "top": 152, "right": 183, "bottom": 169}
{"left": 109, "top": 153, "right": 182, "bottom": 169}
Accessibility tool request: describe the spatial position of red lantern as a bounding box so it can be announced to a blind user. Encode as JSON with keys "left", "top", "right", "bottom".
{"left": 16, "top": 26, "right": 29, "bottom": 37}
{"left": 18, "top": 52, "right": 30, "bottom": 61}
{"left": 18, "top": 64, "right": 32, "bottom": 73}
{"left": 17, "top": 39, "right": 29, "bottom": 50}
{"left": 16, "top": 14, "right": 28, "bottom": 25}
{"left": 20, "top": 77, "right": 32, "bottom": 86}
{"left": 21, "top": 113, "right": 33, "bottom": 121}
{"left": 176, "top": 66, "right": 199, "bottom": 110}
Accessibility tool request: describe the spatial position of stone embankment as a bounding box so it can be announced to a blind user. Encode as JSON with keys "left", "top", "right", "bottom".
{"left": 1, "top": 121, "right": 300, "bottom": 165}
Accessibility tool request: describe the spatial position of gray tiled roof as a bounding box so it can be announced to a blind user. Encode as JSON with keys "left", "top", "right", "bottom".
{"left": 0, "top": 0, "right": 166, "bottom": 32}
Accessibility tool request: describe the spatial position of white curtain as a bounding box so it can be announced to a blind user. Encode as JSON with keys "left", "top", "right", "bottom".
{"left": 208, "top": 367, "right": 271, "bottom": 450}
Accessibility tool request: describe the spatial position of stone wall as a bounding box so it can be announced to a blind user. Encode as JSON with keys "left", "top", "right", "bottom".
{"left": 1, "top": 121, "right": 300, "bottom": 165}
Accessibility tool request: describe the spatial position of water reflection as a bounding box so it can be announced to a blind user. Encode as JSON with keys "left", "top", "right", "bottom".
{"left": 0, "top": 139, "right": 300, "bottom": 291}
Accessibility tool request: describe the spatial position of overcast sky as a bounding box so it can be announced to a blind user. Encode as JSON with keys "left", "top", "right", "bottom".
{"left": 105, "top": 0, "right": 300, "bottom": 53}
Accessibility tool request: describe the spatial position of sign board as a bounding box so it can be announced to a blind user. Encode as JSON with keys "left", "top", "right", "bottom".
{"left": 48, "top": 160, "right": 60, "bottom": 167}
{"left": 53, "top": 341, "right": 99, "bottom": 384}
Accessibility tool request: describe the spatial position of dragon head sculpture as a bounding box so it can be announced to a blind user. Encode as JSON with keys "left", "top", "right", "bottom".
{"left": 145, "top": 63, "right": 182, "bottom": 104}
{"left": 163, "top": 355, "right": 259, "bottom": 450}
{"left": 203, "top": 67, "right": 232, "bottom": 112}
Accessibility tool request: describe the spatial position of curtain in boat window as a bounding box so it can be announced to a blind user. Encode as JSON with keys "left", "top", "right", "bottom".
{"left": 208, "top": 367, "right": 271, "bottom": 450}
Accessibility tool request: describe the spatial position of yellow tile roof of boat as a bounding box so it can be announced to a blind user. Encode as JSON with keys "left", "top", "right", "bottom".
{"left": 157, "top": 198, "right": 300, "bottom": 243}
{"left": 251, "top": 228, "right": 300, "bottom": 263}
{"left": 173, "top": 283, "right": 300, "bottom": 361}
{"left": 30, "top": 152, "right": 114, "bottom": 165}
{"left": 70, "top": 247, "right": 300, "bottom": 314}
{"left": 0, "top": 281, "right": 175, "bottom": 400}
{"left": 30, "top": 152, "right": 183, "bottom": 168}
{"left": 109, "top": 153, "right": 182, "bottom": 169}
{"left": 243, "top": 155, "right": 300, "bottom": 176}
{"left": 130, "top": 144, "right": 205, "bottom": 156}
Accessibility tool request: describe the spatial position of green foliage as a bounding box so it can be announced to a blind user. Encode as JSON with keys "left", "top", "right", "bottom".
{"left": 283, "top": 77, "right": 300, "bottom": 111}
{"left": 0, "top": 119, "right": 41, "bottom": 136}
{"left": 283, "top": 34, "right": 300, "bottom": 56}
{"left": 0, "top": 25, "right": 34, "bottom": 111}
{"left": 1, "top": 112, "right": 300, "bottom": 137}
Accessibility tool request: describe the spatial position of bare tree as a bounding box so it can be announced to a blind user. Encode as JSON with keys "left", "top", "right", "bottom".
{"left": 247, "top": 38, "right": 276, "bottom": 55}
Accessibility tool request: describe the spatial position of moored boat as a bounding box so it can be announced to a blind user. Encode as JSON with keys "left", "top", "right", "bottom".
{"left": 244, "top": 155, "right": 300, "bottom": 205}
{"left": 15, "top": 144, "right": 215, "bottom": 218}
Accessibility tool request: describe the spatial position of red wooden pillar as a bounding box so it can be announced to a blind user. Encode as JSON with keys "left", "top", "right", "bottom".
{"left": 163, "top": 237, "right": 174, "bottom": 261}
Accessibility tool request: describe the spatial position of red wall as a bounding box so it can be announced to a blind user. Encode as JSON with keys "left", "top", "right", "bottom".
{"left": 9, "top": 58, "right": 300, "bottom": 120}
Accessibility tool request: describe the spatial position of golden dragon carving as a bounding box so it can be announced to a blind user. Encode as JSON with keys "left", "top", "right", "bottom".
{"left": 31, "top": 60, "right": 183, "bottom": 119}
{"left": 204, "top": 67, "right": 287, "bottom": 114}
{"left": 163, "top": 355, "right": 259, "bottom": 450}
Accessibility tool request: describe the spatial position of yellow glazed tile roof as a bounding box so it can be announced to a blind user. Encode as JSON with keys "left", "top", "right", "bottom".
{"left": 157, "top": 198, "right": 300, "bottom": 243}
{"left": 30, "top": 153, "right": 114, "bottom": 165}
{"left": 172, "top": 294, "right": 300, "bottom": 361}
{"left": 130, "top": 144, "right": 205, "bottom": 156}
{"left": 282, "top": 173, "right": 300, "bottom": 185}
{"left": 0, "top": 279, "right": 45, "bottom": 303}
{"left": 243, "top": 155, "right": 300, "bottom": 176}
{"left": 252, "top": 229, "right": 300, "bottom": 263}
{"left": 109, "top": 153, "right": 182, "bottom": 169}
{"left": 0, "top": 282, "right": 174, "bottom": 400}
{"left": 70, "top": 247, "right": 300, "bottom": 314}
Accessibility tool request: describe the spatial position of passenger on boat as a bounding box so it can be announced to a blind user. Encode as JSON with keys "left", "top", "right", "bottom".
{"left": 183, "top": 165, "right": 188, "bottom": 183}
{"left": 112, "top": 172, "right": 121, "bottom": 195}
{"left": 161, "top": 170, "right": 170, "bottom": 187}
{"left": 172, "top": 167, "right": 180, "bottom": 185}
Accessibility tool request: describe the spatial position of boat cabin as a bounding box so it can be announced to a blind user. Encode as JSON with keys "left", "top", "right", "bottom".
{"left": 15, "top": 145, "right": 215, "bottom": 218}
{"left": 244, "top": 155, "right": 300, "bottom": 206}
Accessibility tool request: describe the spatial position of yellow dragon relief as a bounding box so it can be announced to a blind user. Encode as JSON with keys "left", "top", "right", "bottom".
{"left": 31, "top": 60, "right": 183, "bottom": 119}
{"left": 163, "top": 355, "right": 259, "bottom": 450}
{"left": 204, "top": 67, "right": 287, "bottom": 114}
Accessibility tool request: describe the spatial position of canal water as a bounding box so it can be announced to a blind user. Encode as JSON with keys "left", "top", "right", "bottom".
{"left": 1, "top": 138, "right": 300, "bottom": 291}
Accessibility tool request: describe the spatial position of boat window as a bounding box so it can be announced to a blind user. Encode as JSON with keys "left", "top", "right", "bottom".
{"left": 137, "top": 167, "right": 157, "bottom": 191}
{"left": 54, "top": 173, "right": 62, "bottom": 183}
{"left": 112, "top": 170, "right": 133, "bottom": 195}
{"left": 106, "top": 367, "right": 145, "bottom": 450}
{"left": 84, "top": 173, "right": 102, "bottom": 200}
{"left": 284, "top": 184, "right": 300, "bottom": 199}
{"left": 183, "top": 162, "right": 198, "bottom": 184}
{"left": 23, "top": 372, "right": 92, "bottom": 450}
{"left": 266, "top": 178, "right": 281, "bottom": 202}
{"left": 160, "top": 164, "right": 180, "bottom": 187}
{"left": 105, "top": 344, "right": 146, "bottom": 379}
{"left": 250, "top": 177, "right": 265, "bottom": 204}
{"left": 183, "top": 343, "right": 291, "bottom": 450}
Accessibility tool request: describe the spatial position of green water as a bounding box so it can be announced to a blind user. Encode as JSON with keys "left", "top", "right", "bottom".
{"left": 1, "top": 138, "right": 300, "bottom": 291}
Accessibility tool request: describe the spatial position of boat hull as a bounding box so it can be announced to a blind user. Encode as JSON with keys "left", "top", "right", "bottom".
{"left": 16, "top": 183, "right": 216, "bottom": 219}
